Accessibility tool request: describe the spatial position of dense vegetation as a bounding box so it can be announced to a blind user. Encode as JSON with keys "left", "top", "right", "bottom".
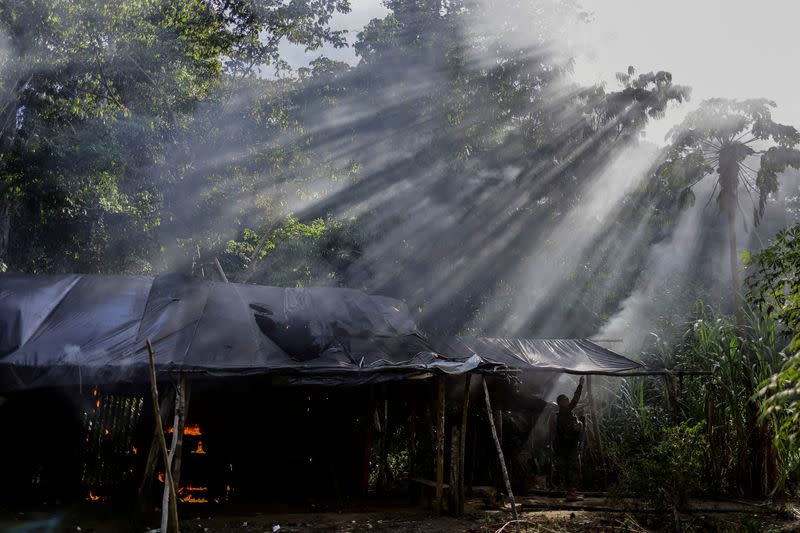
{"left": 1, "top": 0, "right": 799, "bottom": 513}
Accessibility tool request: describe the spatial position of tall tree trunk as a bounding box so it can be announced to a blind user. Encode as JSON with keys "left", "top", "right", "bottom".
{"left": 727, "top": 204, "right": 742, "bottom": 321}
{"left": 718, "top": 146, "right": 743, "bottom": 320}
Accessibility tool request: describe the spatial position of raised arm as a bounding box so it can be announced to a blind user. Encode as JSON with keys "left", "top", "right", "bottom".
{"left": 569, "top": 376, "right": 584, "bottom": 410}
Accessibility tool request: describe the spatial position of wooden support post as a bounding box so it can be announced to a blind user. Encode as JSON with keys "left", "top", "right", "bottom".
{"left": 377, "top": 387, "right": 389, "bottom": 493}
{"left": 662, "top": 373, "right": 679, "bottom": 424}
{"left": 162, "top": 377, "right": 189, "bottom": 533}
{"left": 493, "top": 406, "right": 504, "bottom": 496}
{"left": 138, "top": 388, "right": 175, "bottom": 504}
{"left": 193, "top": 244, "right": 204, "bottom": 277}
{"left": 361, "top": 386, "right": 376, "bottom": 495}
{"left": 146, "top": 340, "right": 179, "bottom": 533}
{"left": 213, "top": 257, "right": 229, "bottom": 283}
{"left": 449, "top": 425, "right": 460, "bottom": 515}
{"left": 468, "top": 420, "right": 478, "bottom": 492}
{"left": 409, "top": 395, "right": 417, "bottom": 478}
{"left": 458, "top": 373, "right": 471, "bottom": 515}
{"left": 482, "top": 378, "right": 518, "bottom": 525}
{"left": 435, "top": 376, "right": 446, "bottom": 515}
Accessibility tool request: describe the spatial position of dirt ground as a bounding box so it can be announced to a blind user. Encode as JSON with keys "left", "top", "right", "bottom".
{"left": 2, "top": 498, "right": 799, "bottom": 533}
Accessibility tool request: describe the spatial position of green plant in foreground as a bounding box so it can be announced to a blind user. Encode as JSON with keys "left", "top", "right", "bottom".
{"left": 747, "top": 222, "right": 800, "bottom": 488}
{"left": 604, "top": 303, "right": 792, "bottom": 500}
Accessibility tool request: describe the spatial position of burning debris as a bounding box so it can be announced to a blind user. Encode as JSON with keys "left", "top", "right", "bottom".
{"left": 178, "top": 485, "right": 209, "bottom": 504}
{"left": 166, "top": 424, "right": 203, "bottom": 436}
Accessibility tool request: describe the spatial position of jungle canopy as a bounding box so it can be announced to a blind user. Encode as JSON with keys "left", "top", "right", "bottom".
{"left": 0, "top": 273, "right": 642, "bottom": 390}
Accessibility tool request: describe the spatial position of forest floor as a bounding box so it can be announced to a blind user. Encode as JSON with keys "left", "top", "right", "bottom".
{"left": 2, "top": 497, "right": 799, "bottom": 532}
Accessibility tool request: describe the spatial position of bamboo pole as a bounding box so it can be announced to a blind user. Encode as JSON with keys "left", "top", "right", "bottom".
{"left": 138, "top": 388, "right": 175, "bottom": 503}
{"left": 146, "top": 339, "right": 179, "bottom": 533}
{"left": 458, "top": 373, "right": 472, "bottom": 515}
{"left": 435, "top": 376, "right": 446, "bottom": 515}
{"left": 482, "top": 378, "right": 518, "bottom": 525}
{"left": 213, "top": 257, "right": 229, "bottom": 283}
{"left": 161, "top": 377, "right": 190, "bottom": 533}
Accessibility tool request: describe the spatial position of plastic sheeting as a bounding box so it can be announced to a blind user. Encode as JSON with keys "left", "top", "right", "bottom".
{"left": 432, "top": 337, "right": 641, "bottom": 374}
{"left": 0, "top": 273, "right": 641, "bottom": 390}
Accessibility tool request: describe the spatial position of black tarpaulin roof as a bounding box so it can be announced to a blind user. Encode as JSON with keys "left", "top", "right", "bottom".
{"left": 0, "top": 273, "right": 642, "bottom": 390}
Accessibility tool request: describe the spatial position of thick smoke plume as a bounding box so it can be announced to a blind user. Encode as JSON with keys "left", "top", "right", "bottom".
{"left": 2, "top": 0, "right": 797, "bottom": 358}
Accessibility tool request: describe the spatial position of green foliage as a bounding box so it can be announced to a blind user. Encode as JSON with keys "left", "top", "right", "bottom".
{"left": 759, "top": 354, "right": 800, "bottom": 473}
{"left": 674, "top": 306, "right": 789, "bottom": 495}
{"left": 746, "top": 222, "right": 800, "bottom": 351}
{"left": 747, "top": 222, "right": 800, "bottom": 475}
{"left": 657, "top": 98, "right": 800, "bottom": 226}
{"left": 610, "top": 420, "right": 708, "bottom": 510}
{"left": 221, "top": 215, "right": 363, "bottom": 288}
{"left": 0, "top": 0, "right": 350, "bottom": 272}
{"left": 604, "top": 304, "right": 793, "bottom": 499}
{"left": 0, "top": 0, "right": 698, "bottom": 346}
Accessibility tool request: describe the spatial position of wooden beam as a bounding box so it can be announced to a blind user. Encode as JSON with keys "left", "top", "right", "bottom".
{"left": 161, "top": 376, "right": 188, "bottom": 533}
{"left": 482, "top": 378, "right": 518, "bottom": 525}
{"left": 448, "top": 425, "right": 460, "bottom": 515}
{"left": 146, "top": 339, "right": 179, "bottom": 533}
{"left": 457, "top": 373, "right": 471, "bottom": 515}
{"left": 539, "top": 369, "right": 712, "bottom": 377}
{"left": 138, "top": 388, "right": 175, "bottom": 505}
{"left": 156, "top": 378, "right": 191, "bottom": 533}
{"left": 483, "top": 368, "right": 712, "bottom": 378}
{"left": 361, "top": 386, "right": 376, "bottom": 495}
{"left": 435, "top": 376, "right": 446, "bottom": 515}
{"left": 175, "top": 380, "right": 191, "bottom": 487}
{"left": 408, "top": 395, "right": 417, "bottom": 478}
{"left": 213, "top": 257, "right": 229, "bottom": 283}
{"left": 377, "top": 387, "right": 389, "bottom": 493}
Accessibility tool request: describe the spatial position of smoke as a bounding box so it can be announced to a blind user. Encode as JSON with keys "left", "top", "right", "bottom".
{"left": 596, "top": 168, "right": 800, "bottom": 355}
{"left": 596, "top": 180, "right": 710, "bottom": 353}
{"left": 5, "top": 0, "right": 798, "bottom": 356}
{"left": 478, "top": 140, "right": 662, "bottom": 336}
{"left": 155, "top": 0, "right": 716, "bottom": 346}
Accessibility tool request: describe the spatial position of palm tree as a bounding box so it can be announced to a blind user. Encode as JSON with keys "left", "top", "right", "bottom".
{"left": 654, "top": 98, "right": 800, "bottom": 314}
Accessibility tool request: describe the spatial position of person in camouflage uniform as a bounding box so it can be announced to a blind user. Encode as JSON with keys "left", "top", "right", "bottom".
{"left": 555, "top": 377, "right": 584, "bottom": 501}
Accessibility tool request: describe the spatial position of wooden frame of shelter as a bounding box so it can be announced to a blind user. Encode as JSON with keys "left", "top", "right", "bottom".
{"left": 0, "top": 272, "right": 700, "bottom": 531}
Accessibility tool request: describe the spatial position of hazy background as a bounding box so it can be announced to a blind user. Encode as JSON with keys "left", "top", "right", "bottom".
{"left": 283, "top": 0, "right": 800, "bottom": 145}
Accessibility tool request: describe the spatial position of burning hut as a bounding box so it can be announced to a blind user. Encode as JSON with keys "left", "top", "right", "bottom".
{"left": 0, "top": 273, "right": 642, "bottom": 515}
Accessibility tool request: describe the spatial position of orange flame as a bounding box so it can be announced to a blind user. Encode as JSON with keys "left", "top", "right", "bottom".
{"left": 132, "top": 446, "right": 138, "bottom": 455}
{"left": 87, "top": 490, "right": 101, "bottom": 502}
{"left": 165, "top": 424, "right": 202, "bottom": 436}
{"left": 190, "top": 441, "right": 206, "bottom": 455}
{"left": 179, "top": 494, "right": 208, "bottom": 504}
{"left": 181, "top": 485, "right": 207, "bottom": 492}
{"left": 158, "top": 471, "right": 164, "bottom": 483}
{"left": 178, "top": 485, "right": 209, "bottom": 503}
